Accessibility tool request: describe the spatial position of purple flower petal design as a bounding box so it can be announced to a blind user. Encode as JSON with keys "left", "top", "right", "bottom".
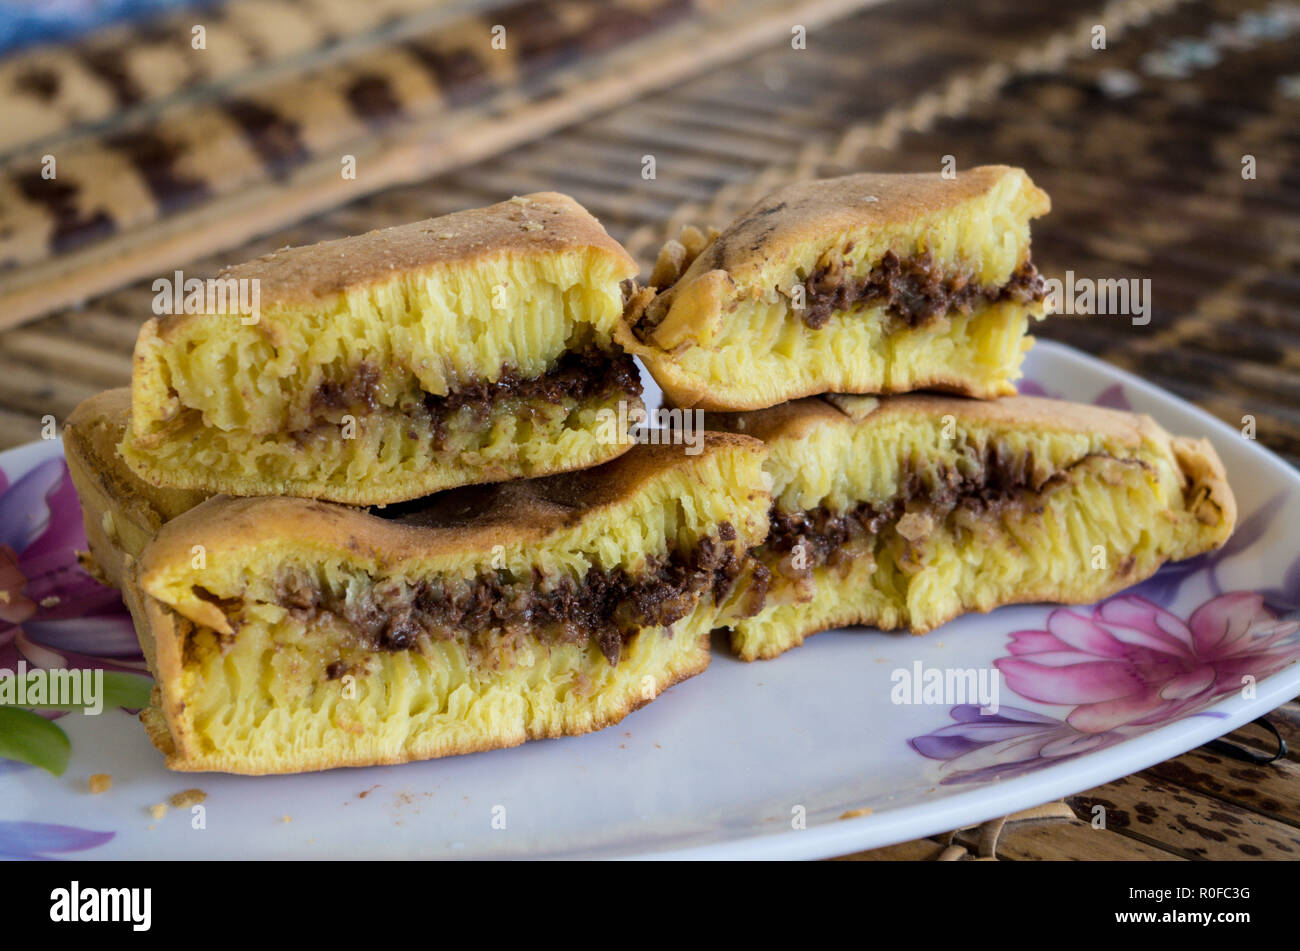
{"left": 1095, "top": 597, "right": 1198, "bottom": 650}
{"left": 1091, "top": 383, "right": 1132, "bottom": 411}
{"left": 0, "top": 820, "right": 114, "bottom": 860}
{"left": 997, "top": 656, "right": 1148, "bottom": 707}
{"left": 1004, "top": 629, "right": 1063, "bottom": 655}
{"left": 1017, "top": 379, "right": 1129, "bottom": 409}
{"left": 22, "top": 613, "right": 142, "bottom": 657}
{"left": 0, "top": 452, "right": 149, "bottom": 775}
{"left": 911, "top": 590, "right": 1300, "bottom": 783}
{"left": 1017, "top": 380, "right": 1057, "bottom": 399}
{"left": 17, "top": 461, "right": 88, "bottom": 563}
{"left": 1213, "top": 492, "right": 1286, "bottom": 562}
{"left": 948, "top": 704, "right": 1060, "bottom": 725}
{"left": 20, "top": 551, "right": 122, "bottom": 617}
{"left": 0, "top": 458, "right": 65, "bottom": 553}
{"left": 1035, "top": 609, "right": 1130, "bottom": 657}
{"left": 911, "top": 705, "right": 1128, "bottom": 785}
{"left": 0, "top": 758, "right": 34, "bottom": 778}
{"left": 1126, "top": 553, "right": 1211, "bottom": 607}
{"left": 0, "top": 548, "right": 34, "bottom": 625}
{"left": 0, "top": 454, "right": 143, "bottom": 673}
{"left": 910, "top": 704, "right": 1060, "bottom": 758}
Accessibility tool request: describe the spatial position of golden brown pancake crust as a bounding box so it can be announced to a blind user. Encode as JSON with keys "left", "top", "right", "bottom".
{"left": 130, "top": 433, "right": 769, "bottom": 774}
{"left": 716, "top": 393, "right": 1237, "bottom": 658}
{"left": 64, "top": 388, "right": 208, "bottom": 587}
{"left": 716, "top": 393, "right": 1174, "bottom": 450}
{"left": 156, "top": 192, "right": 636, "bottom": 335}
{"left": 647, "top": 165, "right": 1050, "bottom": 323}
{"left": 137, "top": 433, "right": 765, "bottom": 586}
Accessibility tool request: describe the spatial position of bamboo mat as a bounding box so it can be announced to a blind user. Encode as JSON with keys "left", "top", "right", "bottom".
{"left": 2, "top": 0, "right": 1299, "bottom": 859}
{"left": 844, "top": 703, "right": 1300, "bottom": 861}
{"left": 4, "top": 0, "right": 1296, "bottom": 467}
{"left": 0, "top": 0, "right": 879, "bottom": 325}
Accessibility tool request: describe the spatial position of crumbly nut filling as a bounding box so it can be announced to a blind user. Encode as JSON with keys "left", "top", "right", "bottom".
{"left": 298, "top": 346, "right": 642, "bottom": 444}
{"left": 225, "top": 525, "right": 752, "bottom": 671}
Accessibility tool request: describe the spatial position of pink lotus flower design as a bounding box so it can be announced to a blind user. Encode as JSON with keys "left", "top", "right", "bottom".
{"left": 0, "top": 457, "right": 143, "bottom": 682}
{"left": 0, "top": 457, "right": 146, "bottom": 790}
{"left": 0, "top": 455, "right": 143, "bottom": 855}
{"left": 909, "top": 705, "right": 1129, "bottom": 785}
{"left": 913, "top": 592, "right": 1300, "bottom": 785}
{"left": 997, "top": 594, "right": 1299, "bottom": 734}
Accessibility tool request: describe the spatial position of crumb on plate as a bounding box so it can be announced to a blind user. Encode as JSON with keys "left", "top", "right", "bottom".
{"left": 170, "top": 788, "right": 207, "bottom": 808}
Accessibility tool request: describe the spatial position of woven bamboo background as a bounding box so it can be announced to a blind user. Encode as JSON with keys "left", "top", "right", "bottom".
{"left": 2, "top": 0, "right": 1298, "bottom": 858}
{"left": 0, "top": 0, "right": 875, "bottom": 324}
{"left": 3, "top": 0, "right": 1297, "bottom": 468}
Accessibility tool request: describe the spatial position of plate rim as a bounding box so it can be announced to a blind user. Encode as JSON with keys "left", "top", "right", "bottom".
{"left": 619, "top": 340, "right": 1300, "bottom": 859}
{"left": 3, "top": 339, "right": 1297, "bottom": 861}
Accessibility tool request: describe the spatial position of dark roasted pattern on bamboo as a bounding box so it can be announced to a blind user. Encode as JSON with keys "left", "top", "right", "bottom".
{"left": 1, "top": 0, "right": 877, "bottom": 326}
{"left": 0, "top": 0, "right": 698, "bottom": 268}
{"left": 2, "top": 0, "right": 1297, "bottom": 861}
{"left": 8, "top": 0, "right": 1295, "bottom": 467}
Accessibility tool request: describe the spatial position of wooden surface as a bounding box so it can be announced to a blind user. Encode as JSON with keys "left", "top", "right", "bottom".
{"left": 3, "top": 0, "right": 1298, "bottom": 858}
{"left": 0, "top": 0, "right": 879, "bottom": 325}
{"left": 842, "top": 706, "right": 1300, "bottom": 861}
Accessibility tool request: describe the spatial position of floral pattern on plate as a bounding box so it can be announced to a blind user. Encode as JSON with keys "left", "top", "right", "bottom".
{"left": 1, "top": 352, "right": 1297, "bottom": 859}
{"left": 0, "top": 455, "right": 142, "bottom": 854}
{"left": 911, "top": 592, "right": 1300, "bottom": 785}
{"left": 908, "top": 377, "right": 1300, "bottom": 785}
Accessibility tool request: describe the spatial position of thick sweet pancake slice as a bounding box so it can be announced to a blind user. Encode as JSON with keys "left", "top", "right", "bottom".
{"left": 713, "top": 395, "right": 1236, "bottom": 660}
{"left": 129, "top": 434, "right": 769, "bottom": 774}
{"left": 121, "top": 192, "right": 643, "bottom": 505}
{"left": 65, "top": 388, "right": 208, "bottom": 590}
{"left": 620, "top": 166, "right": 1052, "bottom": 410}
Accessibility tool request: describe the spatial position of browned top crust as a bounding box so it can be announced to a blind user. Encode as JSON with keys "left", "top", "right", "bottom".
{"left": 156, "top": 192, "right": 636, "bottom": 331}
{"left": 657, "top": 166, "right": 1050, "bottom": 295}
{"left": 137, "top": 432, "right": 765, "bottom": 576}
{"left": 710, "top": 393, "right": 1174, "bottom": 450}
{"left": 65, "top": 388, "right": 209, "bottom": 524}
{"left": 710, "top": 393, "right": 1236, "bottom": 533}
{"left": 66, "top": 387, "right": 135, "bottom": 467}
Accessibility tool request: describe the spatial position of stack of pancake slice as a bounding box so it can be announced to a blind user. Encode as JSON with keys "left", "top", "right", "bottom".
{"left": 622, "top": 167, "right": 1237, "bottom": 662}
{"left": 67, "top": 171, "right": 1237, "bottom": 775}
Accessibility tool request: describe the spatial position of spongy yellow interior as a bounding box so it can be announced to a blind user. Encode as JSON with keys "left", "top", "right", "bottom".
{"left": 135, "top": 249, "right": 628, "bottom": 434}
{"left": 140, "top": 444, "right": 771, "bottom": 772}
{"left": 121, "top": 249, "right": 633, "bottom": 502}
{"left": 764, "top": 408, "right": 1158, "bottom": 514}
{"left": 768, "top": 168, "right": 1045, "bottom": 301}
{"left": 646, "top": 301, "right": 1035, "bottom": 407}
{"left": 169, "top": 609, "right": 712, "bottom": 773}
{"left": 632, "top": 171, "right": 1049, "bottom": 406}
{"left": 732, "top": 456, "right": 1221, "bottom": 660}
{"left": 123, "top": 388, "right": 636, "bottom": 504}
{"left": 728, "top": 413, "right": 1230, "bottom": 660}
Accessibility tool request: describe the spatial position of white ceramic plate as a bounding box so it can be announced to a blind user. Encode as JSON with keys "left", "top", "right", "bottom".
{"left": 3, "top": 340, "right": 1298, "bottom": 860}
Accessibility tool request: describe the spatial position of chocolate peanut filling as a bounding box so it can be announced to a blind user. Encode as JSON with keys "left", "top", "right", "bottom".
{"left": 262, "top": 526, "right": 746, "bottom": 670}
{"left": 763, "top": 450, "right": 1145, "bottom": 575}
{"left": 630, "top": 251, "right": 1046, "bottom": 340}
{"left": 301, "top": 345, "right": 642, "bottom": 443}
{"left": 801, "top": 250, "right": 1046, "bottom": 330}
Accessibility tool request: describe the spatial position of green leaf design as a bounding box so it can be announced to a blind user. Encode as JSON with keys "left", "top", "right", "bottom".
{"left": 101, "top": 671, "right": 154, "bottom": 710}
{"left": 15, "top": 670, "right": 153, "bottom": 712}
{"left": 0, "top": 707, "right": 70, "bottom": 775}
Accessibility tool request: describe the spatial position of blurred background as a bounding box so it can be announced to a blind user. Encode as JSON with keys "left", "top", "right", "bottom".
{"left": 0, "top": 0, "right": 1297, "bottom": 859}
{"left": 0, "top": 0, "right": 1296, "bottom": 462}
